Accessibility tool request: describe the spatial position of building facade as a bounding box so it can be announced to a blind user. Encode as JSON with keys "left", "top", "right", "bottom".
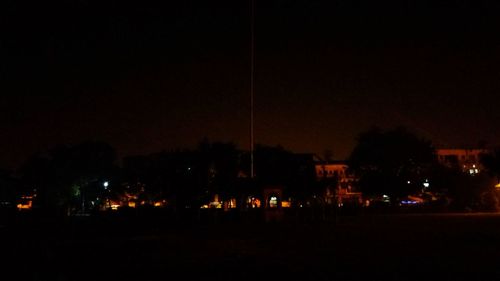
{"left": 436, "top": 148, "right": 487, "bottom": 174}
{"left": 315, "top": 160, "right": 361, "bottom": 206}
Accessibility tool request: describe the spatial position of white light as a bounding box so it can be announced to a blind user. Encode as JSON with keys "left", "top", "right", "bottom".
{"left": 423, "top": 183, "right": 430, "bottom": 188}
{"left": 103, "top": 181, "right": 109, "bottom": 188}
{"left": 407, "top": 181, "right": 411, "bottom": 184}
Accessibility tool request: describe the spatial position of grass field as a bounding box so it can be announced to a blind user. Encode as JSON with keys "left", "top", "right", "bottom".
{"left": 3, "top": 213, "right": 500, "bottom": 280}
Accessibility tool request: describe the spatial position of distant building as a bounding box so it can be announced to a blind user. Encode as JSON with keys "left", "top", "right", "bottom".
{"left": 436, "top": 148, "right": 488, "bottom": 174}
{"left": 314, "top": 159, "right": 361, "bottom": 206}
{"left": 315, "top": 161, "right": 349, "bottom": 180}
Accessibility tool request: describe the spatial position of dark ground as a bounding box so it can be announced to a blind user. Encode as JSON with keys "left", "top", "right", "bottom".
{"left": 2, "top": 212, "right": 500, "bottom": 281}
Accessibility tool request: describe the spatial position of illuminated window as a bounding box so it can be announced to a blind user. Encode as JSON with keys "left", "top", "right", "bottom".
{"left": 269, "top": 196, "right": 278, "bottom": 208}
{"left": 228, "top": 198, "right": 237, "bottom": 209}
{"left": 251, "top": 198, "right": 261, "bottom": 208}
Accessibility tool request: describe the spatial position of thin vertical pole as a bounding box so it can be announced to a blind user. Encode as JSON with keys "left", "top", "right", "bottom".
{"left": 250, "top": 0, "right": 255, "bottom": 179}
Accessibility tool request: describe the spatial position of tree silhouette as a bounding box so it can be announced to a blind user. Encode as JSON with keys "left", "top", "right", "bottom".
{"left": 0, "top": 169, "right": 17, "bottom": 207}
{"left": 348, "top": 127, "right": 436, "bottom": 200}
{"left": 20, "top": 141, "right": 118, "bottom": 214}
{"left": 197, "top": 140, "right": 240, "bottom": 204}
{"left": 481, "top": 148, "right": 500, "bottom": 184}
{"left": 253, "top": 145, "right": 316, "bottom": 205}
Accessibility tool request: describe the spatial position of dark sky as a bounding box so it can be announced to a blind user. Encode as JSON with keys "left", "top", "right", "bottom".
{"left": 2, "top": 0, "right": 500, "bottom": 169}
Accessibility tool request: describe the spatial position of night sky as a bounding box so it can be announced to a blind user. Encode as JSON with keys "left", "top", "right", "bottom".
{"left": 2, "top": 0, "right": 500, "bottom": 169}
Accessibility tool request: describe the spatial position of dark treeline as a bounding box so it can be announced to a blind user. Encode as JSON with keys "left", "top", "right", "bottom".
{"left": 348, "top": 127, "right": 500, "bottom": 211}
{"left": 1, "top": 128, "right": 500, "bottom": 222}
{"left": 1, "top": 139, "right": 322, "bottom": 219}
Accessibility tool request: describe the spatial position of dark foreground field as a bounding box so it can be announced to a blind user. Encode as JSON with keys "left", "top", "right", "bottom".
{"left": 3, "top": 213, "right": 500, "bottom": 281}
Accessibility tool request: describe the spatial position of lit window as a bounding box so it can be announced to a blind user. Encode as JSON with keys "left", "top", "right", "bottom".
{"left": 251, "top": 198, "right": 261, "bottom": 208}
{"left": 269, "top": 196, "right": 278, "bottom": 208}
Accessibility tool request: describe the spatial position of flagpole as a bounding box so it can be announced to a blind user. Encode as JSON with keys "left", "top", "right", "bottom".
{"left": 250, "top": 0, "right": 255, "bottom": 179}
